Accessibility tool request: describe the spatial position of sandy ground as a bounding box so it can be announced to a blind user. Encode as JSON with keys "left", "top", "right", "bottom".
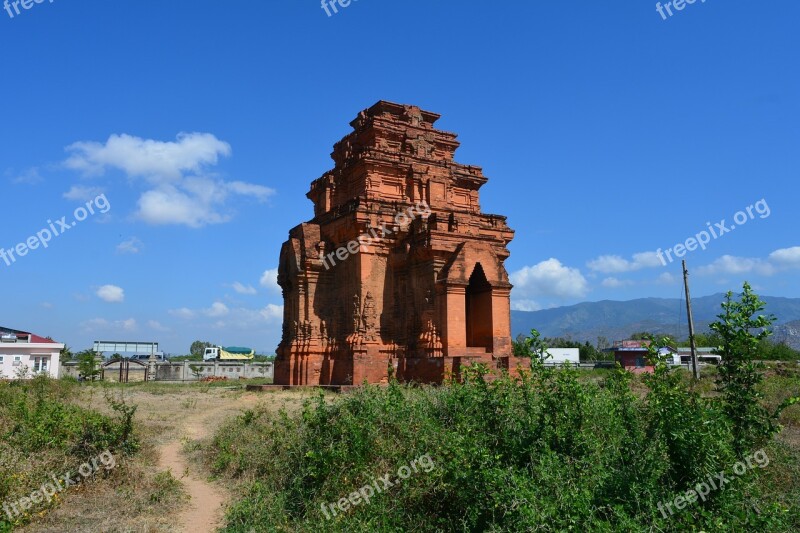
{"left": 155, "top": 390, "right": 260, "bottom": 532}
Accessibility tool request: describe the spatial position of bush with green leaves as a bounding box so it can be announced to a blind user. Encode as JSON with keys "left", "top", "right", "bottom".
{"left": 208, "top": 352, "right": 797, "bottom": 530}
{"left": 0, "top": 376, "right": 139, "bottom": 529}
{"left": 202, "top": 285, "right": 799, "bottom": 532}
{"left": 76, "top": 350, "right": 102, "bottom": 381}
{"left": 710, "top": 283, "right": 800, "bottom": 454}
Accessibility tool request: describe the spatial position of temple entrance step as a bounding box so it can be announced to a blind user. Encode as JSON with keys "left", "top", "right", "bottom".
{"left": 454, "top": 347, "right": 492, "bottom": 356}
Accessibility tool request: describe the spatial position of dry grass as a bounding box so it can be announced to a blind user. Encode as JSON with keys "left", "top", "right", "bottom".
{"left": 19, "top": 383, "right": 325, "bottom": 533}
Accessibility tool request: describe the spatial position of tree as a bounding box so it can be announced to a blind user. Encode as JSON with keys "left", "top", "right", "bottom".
{"left": 14, "top": 364, "right": 31, "bottom": 380}
{"left": 513, "top": 328, "right": 548, "bottom": 360}
{"left": 188, "top": 364, "right": 204, "bottom": 380}
{"left": 77, "top": 350, "right": 102, "bottom": 382}
{"left": 710, "top": 282, "right": 799, "bottom": 453}
{"left": 757, "top": 339, "right": 800, "bottom": 361}
{"left": 631, "top": 331, "right": 677, "bottom": 346}
{"left": 596, "top": 336, "right": 610, "bottom": 350}
{"left": 190, "top": 341, "right": 213, "bottom": 358}
{"left": 60, "top": 344, "right": 73, "bottom": 360}
{"left": 681, "top": 332, "right": 723, "bottom": 349}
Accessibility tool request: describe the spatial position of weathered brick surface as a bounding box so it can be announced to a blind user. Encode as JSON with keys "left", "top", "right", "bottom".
{"left": 275, "top": 101, "right": 520, "bottom": 385}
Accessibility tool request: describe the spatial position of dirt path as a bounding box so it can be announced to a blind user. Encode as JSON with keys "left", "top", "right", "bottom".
{"left": 157, "top": 393, "right": 259, "bottom": 533}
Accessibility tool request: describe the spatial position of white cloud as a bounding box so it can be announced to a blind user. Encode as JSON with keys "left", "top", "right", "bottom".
{"left": 135, "top": 184, "right": 228, "bottom": 227}
{"left": 169, "top": 303, "right": 283, "bottom": 329}
{"left": 147, "top": 320, "right": 170, "bottom": 332}
{"left": 511, "top": 299, "right": 541, "bottom": 312}
{"left": 221, "top": 304, "right": 283, "bottom": 326}
{"left": 656, "top": 272, "right": 678, "bottom": 285}
{"left": 226, "top": 181, "right": 275, "bottom": 202}
{"left": 696, "top": 255, "right": 775, "bottom": 277}
{"left": 205, "top": 302, "right": 230, "bottom": 317}
{"left": 169, "top": 307, "right": 195, "bottom": 319}
{"left": 260, "top": 268, "right": 281, "bottom": 293}
{"left": 96, "top": 284, "right": 125, "bottom": 303}
{"left": 11, "top": 167, "right": 43, "bottom": 185}
{"left": 64, "top": 132, "right": 275, "bottom": 228}
{"left": 65, "top": 132, "right": 231, "bottom": 181}
{"left": 81, "top": 317, "right": 137, "bottom": 333}
{"left": 63, "top": 185, "right": 104, "bottom": 201}
{"left": 768, "top": 246, "right": 800, "bottom": 268}
{"left": 116, "top": 237, "right": 144, "bottom": 254}
{"left": 260, "top": 304, "right": 284, "bottom": 321}
{"left": 81, "top": 318, "right": 109, "bottom": 331}
{"left": 693, "top": 247, "right": 800, "bottom": 278}
{"left": 41, "top": 302, "right": 53, "bottom": 309}
{"left": 510, "top": 258, "right": 589, "bottom": 299}
{"left": 587, "top": 251, "right": 662, "bottom": 273}
{"left": 601, "top": 277, "right": 633, "bottom": 288}
{"left": 587, "top": 255, "right": 630, "bottom": 273}
{"left": 231, "top": 282, "right": 257, "bottom": 295}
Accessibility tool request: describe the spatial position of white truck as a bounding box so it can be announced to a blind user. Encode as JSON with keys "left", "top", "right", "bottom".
{"left": 203, "top": 346, "right": 255, "bottom": 361}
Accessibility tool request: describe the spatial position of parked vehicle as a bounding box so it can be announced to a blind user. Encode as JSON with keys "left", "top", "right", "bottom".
{"left": 203, "top": 345, "right": 254, "bottom": 361}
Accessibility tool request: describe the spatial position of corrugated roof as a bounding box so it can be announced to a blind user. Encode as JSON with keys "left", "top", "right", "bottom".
{"left": 0, "top": 327, "right": 60, "bottom": 344}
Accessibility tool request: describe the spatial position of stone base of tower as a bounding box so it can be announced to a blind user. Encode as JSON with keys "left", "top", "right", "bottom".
{"left": 274, "top": 347, "right": 530, "bottom": 386}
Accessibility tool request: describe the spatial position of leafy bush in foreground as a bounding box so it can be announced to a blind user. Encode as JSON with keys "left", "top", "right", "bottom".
{"left": 209, "top": 371, "right": 795, "bottom": 531}
{"left": 0, "top": 376, "right": 139, "bottom": 529}
{"left": 208, "top": 285, "right": 799, "bottom": 532}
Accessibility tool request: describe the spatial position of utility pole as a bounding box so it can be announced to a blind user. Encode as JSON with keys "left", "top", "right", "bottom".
{"left": 682, "top": 260, "right": 700, "bottom": 379}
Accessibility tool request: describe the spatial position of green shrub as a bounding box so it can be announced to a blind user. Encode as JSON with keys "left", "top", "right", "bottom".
{"left": 149, "top": 471, "right": 186, "bottom": 504}
{"left": 0, "top": 376, "right": 139, "bottom": 529}
{"left": 207, "top": 365, "right": 797, "bottom": 531}
{"left": 206, "top": 287, "right": 799, "bottom": 531}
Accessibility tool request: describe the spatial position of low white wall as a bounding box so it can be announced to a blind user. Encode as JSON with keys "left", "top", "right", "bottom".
{"left": 155, "top": 361, "right": 274, "bottom": 381}
{"left": 60, "top": 360, "right": 274, "bottom": 382}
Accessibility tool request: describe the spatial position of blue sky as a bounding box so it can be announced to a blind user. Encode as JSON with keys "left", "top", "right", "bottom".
{"left": 1, "top": 0, "right": 798, "bottom": 354}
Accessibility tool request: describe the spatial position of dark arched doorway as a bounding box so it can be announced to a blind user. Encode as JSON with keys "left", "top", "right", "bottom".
{"left": 466, "top": 263, "right": 493, "bottom": 350}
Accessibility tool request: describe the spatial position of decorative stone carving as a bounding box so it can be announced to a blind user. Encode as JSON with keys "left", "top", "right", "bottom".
{"left": 275, "top": 101, "right": 517, "bottom": 386}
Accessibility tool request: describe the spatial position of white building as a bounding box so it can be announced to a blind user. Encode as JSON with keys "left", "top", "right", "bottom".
{"left": 0, "top": 327, "right": 64, "bottom": 379}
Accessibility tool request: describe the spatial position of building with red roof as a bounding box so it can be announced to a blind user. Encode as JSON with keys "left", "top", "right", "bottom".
{"left": 0, "top": 326, "right": 64, "bottom": 379}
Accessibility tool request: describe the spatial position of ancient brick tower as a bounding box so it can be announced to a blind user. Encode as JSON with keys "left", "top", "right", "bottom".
{"left": 274, "top": 101, "right": 516, "bottom": 385}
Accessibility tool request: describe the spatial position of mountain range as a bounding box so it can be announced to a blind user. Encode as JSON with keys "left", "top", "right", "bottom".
{"left": 511, "top": 294, "right": 800, "bottom": 350}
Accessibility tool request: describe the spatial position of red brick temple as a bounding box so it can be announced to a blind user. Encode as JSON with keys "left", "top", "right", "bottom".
{"left": 274, "top": 101, "right": 521, "bottom": 385}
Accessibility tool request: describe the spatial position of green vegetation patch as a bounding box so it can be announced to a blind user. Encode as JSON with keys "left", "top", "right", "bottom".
{"left": 0, "top": 376, "right": 139, "bottom": 529}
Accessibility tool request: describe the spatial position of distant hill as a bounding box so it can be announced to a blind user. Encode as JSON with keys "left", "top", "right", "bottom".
{"left": 773, "top": 320, "right": 800, "bottom": 350}
{"left": 511, "top": 294, "right": 800, "bottom": 346}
